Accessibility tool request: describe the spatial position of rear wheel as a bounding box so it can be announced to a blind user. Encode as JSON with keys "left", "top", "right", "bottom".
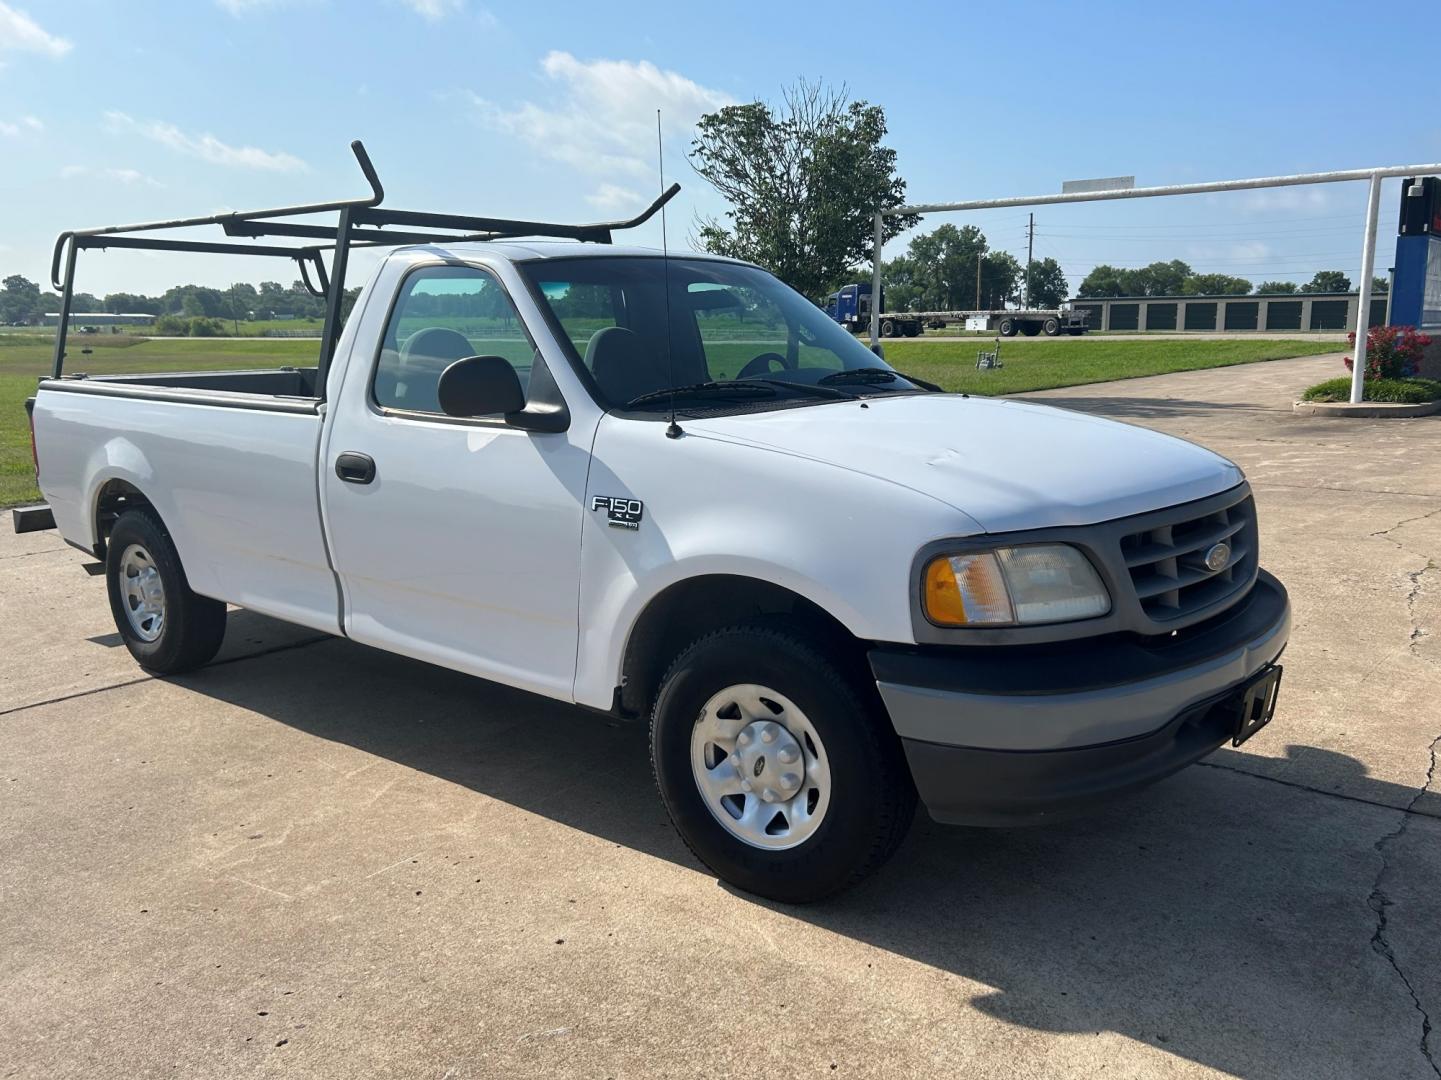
{"left": 998, "top": 317, "right": 1017, "bottom": 337}
{"left": 1020, "top": 321, "right": 1041, "bottom": 337}
{"left": 650, "top": 624, "right": 916, "bottom": 903}
{"left": 880, "top": 318, "right": 897, "bottom": 338}
{"left": 1043, "top": 317, "right": 1060, "bottom": 336}
{"left": 106, "top": 508, "right": 227, "bottom": 674}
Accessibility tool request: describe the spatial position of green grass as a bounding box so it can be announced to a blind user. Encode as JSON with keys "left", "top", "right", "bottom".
{"left": 880, "top": 337, "right": 1338, "bottom": 395}
{"left": 1, "top": 337, "right": 316, "bottom": 507}
{"left": 1300, "top": 376, "right": 1441, "bottom": 404}
{"left": 1, "top": 334, "right": 1340, "bottom": 508}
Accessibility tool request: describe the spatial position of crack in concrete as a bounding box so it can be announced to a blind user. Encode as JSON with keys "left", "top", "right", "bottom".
{"left": 1370, "top": 505, "right": 1441, "bottom": 541}
{"left": 1367, "top": 731, "right": 1441, "bottom": 1079}
{"left": 1404, "top": 560, "right": 1439, "bottom": 662}
{"left": 1195, "top": 759, "right": 1441, "bottom": 820}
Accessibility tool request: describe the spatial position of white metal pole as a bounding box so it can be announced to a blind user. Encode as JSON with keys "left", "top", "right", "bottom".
{"left": 870, "top": 212, "right": 884, "bottom": 347}
{"left": 1349, "top": 173, "right": 1384, "bottom": 404}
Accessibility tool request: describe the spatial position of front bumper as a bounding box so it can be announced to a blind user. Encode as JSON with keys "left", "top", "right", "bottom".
{"left": 871, "top": 570, "right": 1290, "bottom": 826}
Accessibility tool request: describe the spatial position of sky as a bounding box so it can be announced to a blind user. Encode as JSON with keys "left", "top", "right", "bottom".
{"left": 1, "top": 0, "right": 1437, "bottom": 299}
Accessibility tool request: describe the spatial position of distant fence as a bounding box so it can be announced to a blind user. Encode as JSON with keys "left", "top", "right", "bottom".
{"left": 1069, "top": 291, "right": 1387, "bottom": 333}
{"left": 260, "top": 328, "right": 324, "bottom": 338}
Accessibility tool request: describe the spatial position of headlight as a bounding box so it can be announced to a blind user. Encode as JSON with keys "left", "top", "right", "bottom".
{"left": 923, "top": 544, "right": 1110, "bottom": 627}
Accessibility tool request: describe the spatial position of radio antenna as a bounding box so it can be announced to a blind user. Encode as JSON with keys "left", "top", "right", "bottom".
{"left": 657, "top": 109, "right": 682, "bottom": 439}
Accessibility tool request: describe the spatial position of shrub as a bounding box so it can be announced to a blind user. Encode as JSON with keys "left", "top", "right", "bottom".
{"left": 187, "top": 316, "right": 223, "bottom": 337}
{"left": 1301, "top": 376, "right": 1441, "bottom": 404}
{"left": 152, "top": 314, "right": 189, "bottom": 336}
{"left": 1344, "top": 324, "right": 1432, "bottom": 380}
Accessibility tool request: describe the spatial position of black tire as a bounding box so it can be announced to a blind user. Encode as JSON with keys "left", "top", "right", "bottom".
{"left": 903, "top": 323, "right": 921, "bottom": 338}
{"left": 998, "top": 317, "right": 1016, "bottom": 337}
{"left": 106, "top": 508, "right": 227, "bottom": 674}
{"left": 880, "top": 318, "right": 897, "bottom": 338}
{"left": 1043, "top": 318, "right": 1060, "bottom": 336}
{"left": 650, "top": 624, "right": 916, "bottom": 903}
{"left": 1020, "top": 321, "right": 1041, "bottom": 337}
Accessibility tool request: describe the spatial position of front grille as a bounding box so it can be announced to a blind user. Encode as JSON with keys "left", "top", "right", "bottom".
{"left": 1119, "top": 492, "right": 1258, "bottom": 624}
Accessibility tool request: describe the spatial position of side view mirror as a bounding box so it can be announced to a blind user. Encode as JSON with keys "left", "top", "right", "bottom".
{"left": 437, "top": 355, "right": 526, "bottom": 418}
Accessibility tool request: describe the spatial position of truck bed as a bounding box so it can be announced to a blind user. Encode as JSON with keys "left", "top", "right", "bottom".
{"left": 39, "top": 367, "right": 323, "bottom": 416}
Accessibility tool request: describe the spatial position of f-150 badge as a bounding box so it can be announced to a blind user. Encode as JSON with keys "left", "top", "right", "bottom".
{"left": 591, "top": 496, "right": 643, "bottom": 530}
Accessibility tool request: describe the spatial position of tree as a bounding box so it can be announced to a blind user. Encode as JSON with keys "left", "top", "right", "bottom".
{"left": 1181, "top": 273, "right": 1252, "bottom": 295}
{"left": 1136, "top": 260, "right": 1192, "bottom": 297}
{"left": 691, "top": 79, "right": 917, "bottom": 301}
{"left": 104, "top": 292, "right": 163, "bottom": 314}
{"left": 1255, "top": 281, "right": 1298, "bottom": 294}
{"left": 1302, "top": 270, "right": 1351, "bottom": 293}
{"left": 981, "top": 252, "right": 1023, "bottom": 309}
{"left": 1371, "top": 276, "right": 1389, "bottom": 294}
{"left": 1077, "top": 260, "right": 1194, "bottom": 298}
{"left": 1077, "top": 264, "right": 1129, "bottom": 298}
{"left": 0, "top": 275, "right": 42, "bottom": 324}
{"left": 883, "top": 223, "right": 988, "bottom": 311}
{"left": 1026, "top": 257, "right": 1068, "bottom": 308}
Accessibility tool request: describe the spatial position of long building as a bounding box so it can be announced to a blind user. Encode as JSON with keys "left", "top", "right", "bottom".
{"left": 1068, "top": 291, "right": 1387, "bottom": 333}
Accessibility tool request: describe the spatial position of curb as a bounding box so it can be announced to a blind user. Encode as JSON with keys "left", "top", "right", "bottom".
{"left": 1292, "top": 399, "right": 1441, "bottom": 418}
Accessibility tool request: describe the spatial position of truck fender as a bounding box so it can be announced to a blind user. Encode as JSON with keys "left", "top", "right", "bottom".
{"left": 577, "top": 553, "right": 879, "bottom": 713}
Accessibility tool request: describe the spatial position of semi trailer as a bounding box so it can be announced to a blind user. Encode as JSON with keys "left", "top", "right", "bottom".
{"left": 825, "top": 283, "right": 1089, "bottom": 337}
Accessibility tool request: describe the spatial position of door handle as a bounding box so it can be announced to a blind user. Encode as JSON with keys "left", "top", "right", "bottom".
{"left": 335, "top": 451, "right": 376, "bottom": 484}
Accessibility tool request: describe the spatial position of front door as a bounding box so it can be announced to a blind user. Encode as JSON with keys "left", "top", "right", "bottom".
{"left": 321, "top": 263, "right": 591, "bottom": 700}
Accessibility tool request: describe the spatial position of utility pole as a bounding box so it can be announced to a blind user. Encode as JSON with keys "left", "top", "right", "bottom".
{"left": 1025, "top": 213, "right": 1035, "bottom": 308}
{"left": 975, "top": 250, "right": 983, "bottom": 310}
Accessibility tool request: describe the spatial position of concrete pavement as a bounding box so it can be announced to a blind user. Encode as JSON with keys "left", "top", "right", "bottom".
{"left": 2, "top": 351, "right": 1437, "bottom": 1078}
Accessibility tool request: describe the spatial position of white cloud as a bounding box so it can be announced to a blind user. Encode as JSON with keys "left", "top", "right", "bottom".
{"left": 0, "top": 114, "right": 39, "bottom": 135}
{"left": 401, "top": 0, "right": 464, "bottom": 19}
{"left": 1238, "top": 187, "right": 1334, "bottom": 213}
{"left": 61, "top": 164, "right": 163, "bottom": 186}
{"left": 216, "top": 0, "right": 285, "bottom": 13}
{"left": 466, "top": 51, "right": 731, "bottom": 180}
{"left": 585, "top": 183, "right": 644, "bottom": 212}
{"left": 0, "top": 2, "right": 72, "bottom": 58}
{"left": 104, "top": 111, "right": 307, "bottom": 171}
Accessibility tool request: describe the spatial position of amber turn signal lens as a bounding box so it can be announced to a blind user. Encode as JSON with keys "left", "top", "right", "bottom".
{"left": 923, "top": 552, "right": 1014, "bottom": 626}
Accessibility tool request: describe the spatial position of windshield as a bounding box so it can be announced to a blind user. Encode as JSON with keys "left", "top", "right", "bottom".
{"left": 519, "top": 256, "right": 924, "bottom": 410}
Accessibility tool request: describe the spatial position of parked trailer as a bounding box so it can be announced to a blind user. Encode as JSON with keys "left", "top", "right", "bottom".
{"left": 825, "top": 283, "right": 1089, "bottom": 338}
{"left": 911, "top": 308, "right": 1091, "bottom": 337}
{"left": 824, "top": 283, "right": 923, "bottom": 338}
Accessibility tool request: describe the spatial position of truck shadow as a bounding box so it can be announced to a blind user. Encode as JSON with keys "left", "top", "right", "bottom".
{"left": 1022, "top": 395, "right": 1275, "bottom": 421}
{"left": 174, "top": 631, "right": 1429, "bottom": 1079}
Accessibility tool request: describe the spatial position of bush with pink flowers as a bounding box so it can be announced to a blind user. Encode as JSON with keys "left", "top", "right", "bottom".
{"left": 1343, "top": 324, "right": 1432, "bottom": 380}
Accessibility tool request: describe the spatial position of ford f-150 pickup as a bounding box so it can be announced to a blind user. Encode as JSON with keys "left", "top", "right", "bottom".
{"left": 21, "top": 143, "right": 1289, "bottom": 902}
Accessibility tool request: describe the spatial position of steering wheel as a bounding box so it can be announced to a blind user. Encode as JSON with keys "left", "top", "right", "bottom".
{"left": 737, "top": 352, "right": 794, "bottom": 380}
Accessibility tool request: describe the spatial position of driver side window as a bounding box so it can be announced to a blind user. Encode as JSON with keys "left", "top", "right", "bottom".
{"left": 374, "top": 265, "right": 533, "bottom": 415}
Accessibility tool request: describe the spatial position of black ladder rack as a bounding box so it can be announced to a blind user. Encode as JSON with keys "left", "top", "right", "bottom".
{"left": 48, "top": 139, "right": 680, "bottom": 390}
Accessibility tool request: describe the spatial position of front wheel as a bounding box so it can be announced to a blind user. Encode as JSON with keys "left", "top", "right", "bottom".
{"left": 650, "top": 625, "right": 916, "bottom": 903}
{"left": 106, "top": 508, "right": 227, "bottom": 674}
{"left": 1043, "top": 318, "right": 1060, "bottom": 336}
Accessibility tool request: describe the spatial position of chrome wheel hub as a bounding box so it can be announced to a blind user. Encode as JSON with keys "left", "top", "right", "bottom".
{"left": 690, "top": 683, "right": 831, "bottom": 850}
{"left": 119, "top": 543, "right": 166, "bottom": 642}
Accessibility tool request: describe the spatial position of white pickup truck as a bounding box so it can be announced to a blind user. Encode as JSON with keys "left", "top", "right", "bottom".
{"left": 23, "top": 152, "right": 1289, "bottom": 902}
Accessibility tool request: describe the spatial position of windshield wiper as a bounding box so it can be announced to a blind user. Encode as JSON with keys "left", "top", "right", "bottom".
{"left": 818, "top": 367, "right": 944, "bottom": 392}
{"left": 623, "top": 381, "right": 778, "bottom": 409}
{"left": 737, "top": 377, "right": 856, "bottom": 400}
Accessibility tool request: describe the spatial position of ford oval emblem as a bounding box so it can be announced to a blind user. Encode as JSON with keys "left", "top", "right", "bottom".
{"left": 1204, "top": 542, "right": 1232, "bottom": 572}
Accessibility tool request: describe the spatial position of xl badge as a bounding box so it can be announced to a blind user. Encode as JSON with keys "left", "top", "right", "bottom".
{"left": 591, "top": 495, "right": 644, "bottom": 531}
